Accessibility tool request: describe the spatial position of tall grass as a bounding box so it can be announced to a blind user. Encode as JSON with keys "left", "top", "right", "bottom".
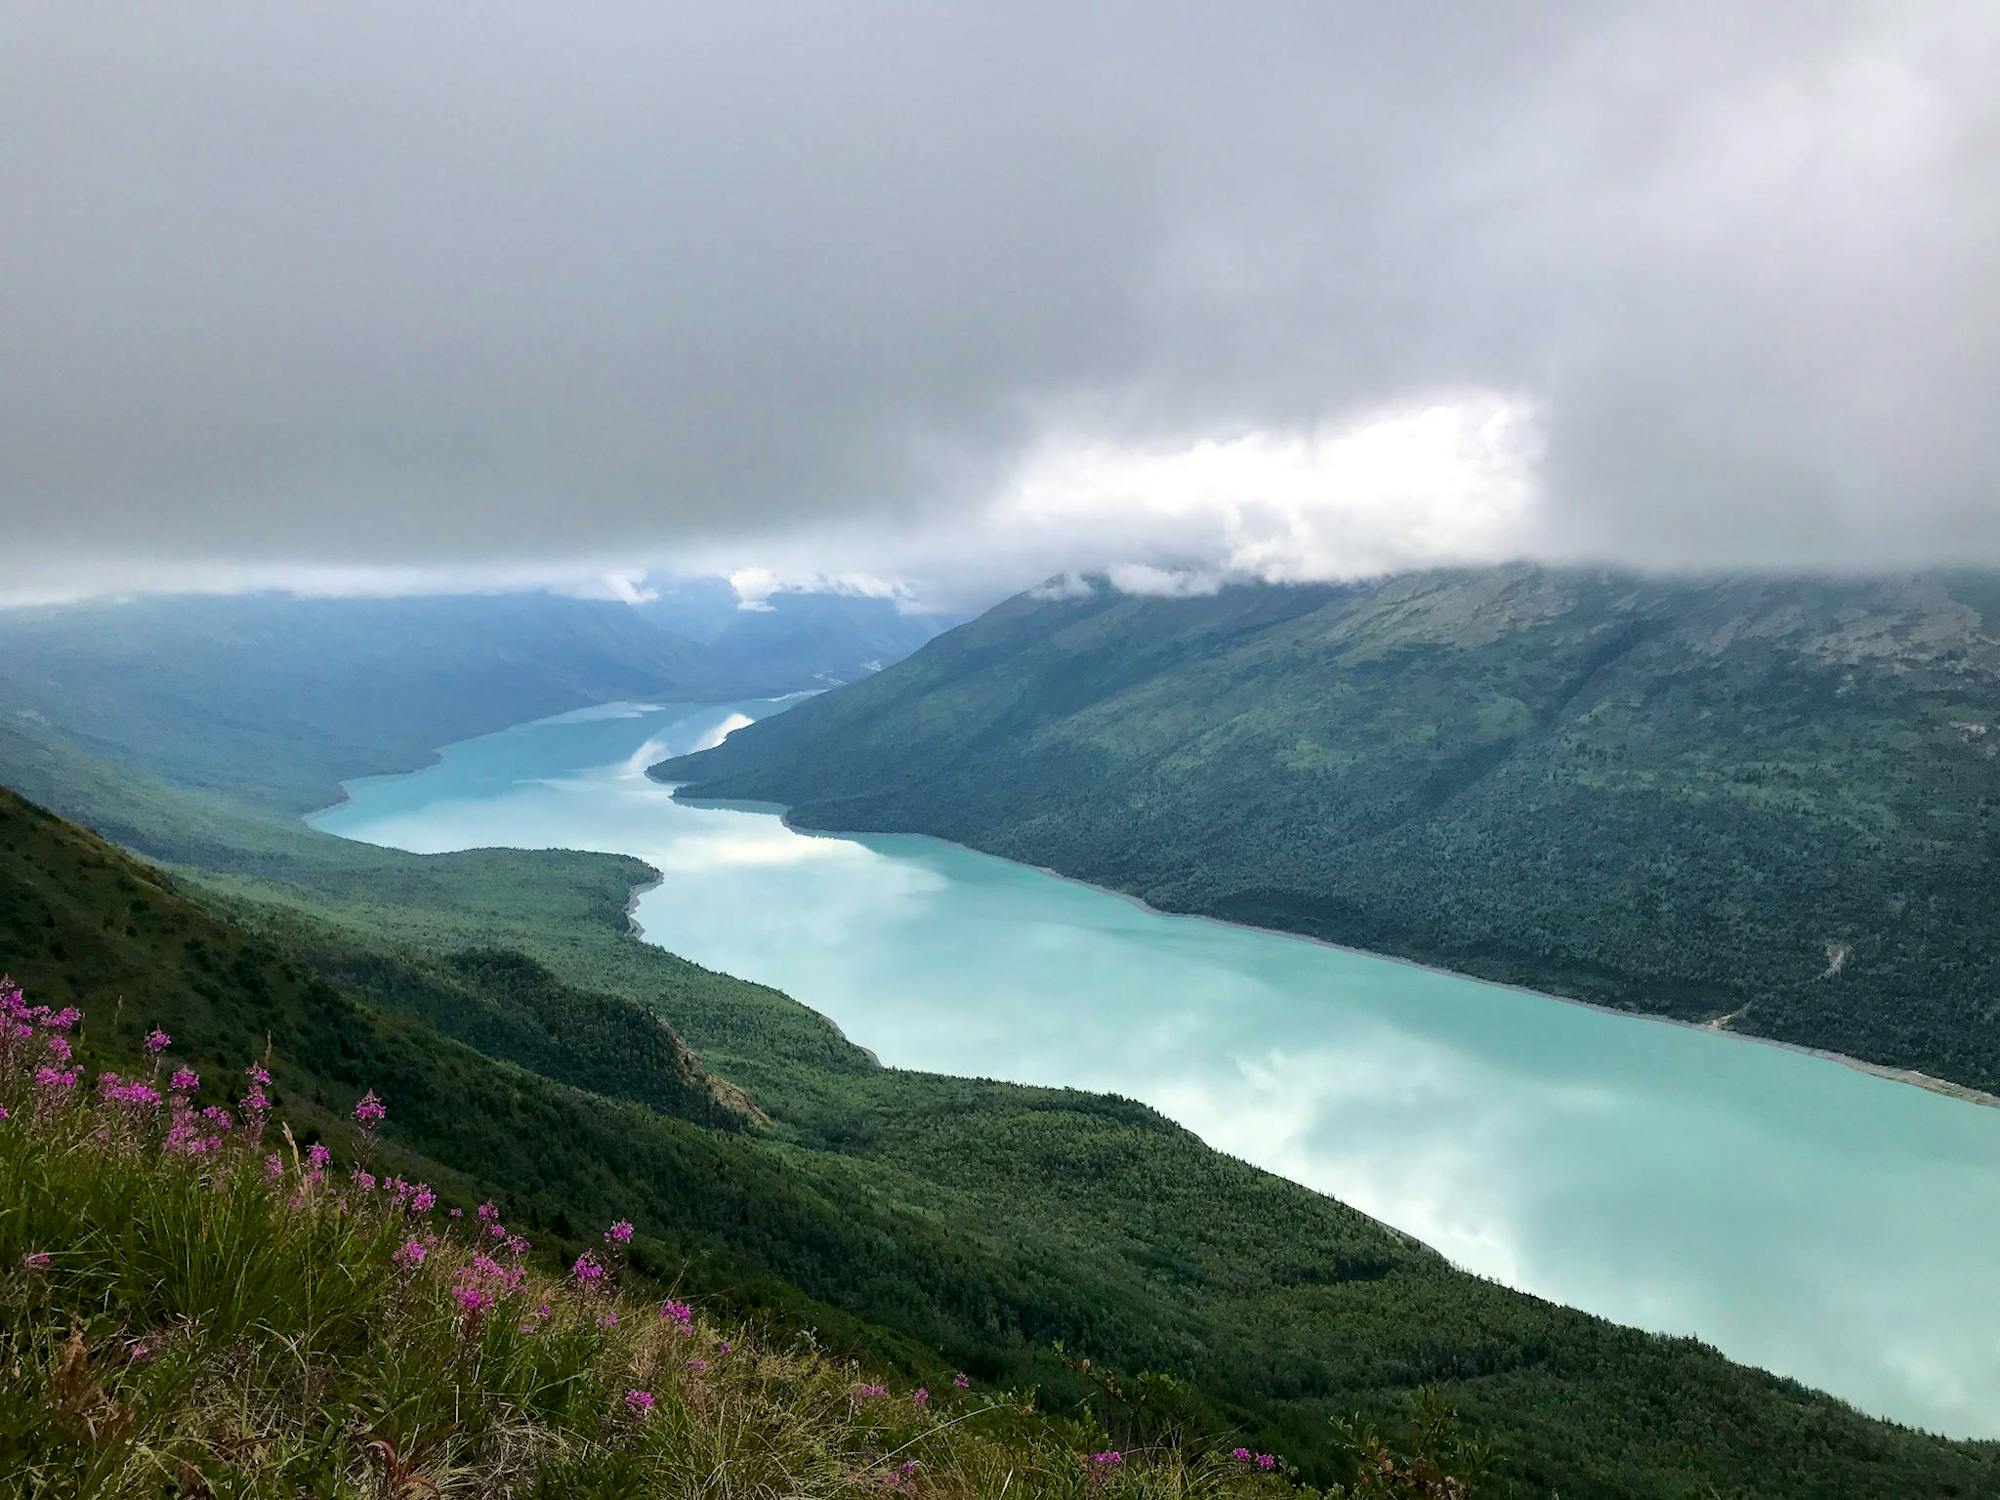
{"left": 2, "top": 978, "right": 1438, "bottom": 1498}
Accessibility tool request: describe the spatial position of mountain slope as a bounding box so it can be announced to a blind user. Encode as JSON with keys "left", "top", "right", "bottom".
{"left": 654, "top": 566, "right": 2000, "bottom": 1098}
{"left": 0, "top": 592, "right": 720, "bottom": 814}
{"left": 8, "top": 783, "right": 1999, "bottom": 1493}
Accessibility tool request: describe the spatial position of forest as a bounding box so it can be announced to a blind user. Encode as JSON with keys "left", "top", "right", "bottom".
{"left": 657, "top": 566, "right": 2000, "bottom": 1100}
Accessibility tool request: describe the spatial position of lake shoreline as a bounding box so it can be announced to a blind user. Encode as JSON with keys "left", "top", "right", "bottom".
{"left": 676, "top": 794, "right": 2000, "bottom": 1114}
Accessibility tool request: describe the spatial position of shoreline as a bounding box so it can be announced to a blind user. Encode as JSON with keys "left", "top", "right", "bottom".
{"left": 621, "top": 872, "right": 665, "bottom": 943}
{"left": 665, "top": 792, "right": 2000, "bottom": 1114}
{"left": 618, "top": 863, "right": 880, "bottom": 1066}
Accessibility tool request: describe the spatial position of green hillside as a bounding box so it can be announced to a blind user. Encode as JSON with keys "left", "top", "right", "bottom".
{"left": 5, "top": 776, "right": 1999, "bottom": 1493}
{"left": 2, "top": 980, "right": 1335, "bottom": 1500}
{"left": 655, "top": 566, "right": 2000, "bottom": 1099}
{"left": 0, "top": 592, "right": 717, "bottom": 814}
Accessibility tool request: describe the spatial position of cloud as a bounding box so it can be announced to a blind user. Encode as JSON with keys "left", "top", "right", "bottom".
{"left": 1, "top": 2, "right": 1995, "bottom": 609}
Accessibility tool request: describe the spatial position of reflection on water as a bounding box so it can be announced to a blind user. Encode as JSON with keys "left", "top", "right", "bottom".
{"left": 312, "top": 699, "right": 2000, "bottom": 1437}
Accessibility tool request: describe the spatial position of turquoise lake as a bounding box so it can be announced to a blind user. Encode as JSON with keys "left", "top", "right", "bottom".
{"left": 311, "top": 697, "right": 2000, "bottom": 1437}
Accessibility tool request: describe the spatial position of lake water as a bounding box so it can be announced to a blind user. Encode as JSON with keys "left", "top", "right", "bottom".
{"left": 312, "top": 697, "right": 2000, "bottom": 1437}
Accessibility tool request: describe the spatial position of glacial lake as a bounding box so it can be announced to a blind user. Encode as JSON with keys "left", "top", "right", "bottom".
{"left": 312, "top": 697, "right": 2000, "bottom": 1437}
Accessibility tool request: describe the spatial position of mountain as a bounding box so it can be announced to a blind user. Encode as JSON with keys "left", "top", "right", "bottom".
{"left": 6, "top": 724, "right": 1995, "bottom": 1490}
{"left": 633, "top": 582, "right": 961, "bottom": 689}
{"left": 0, "top": 592, "right": 713, "bottom": 814}
{"left": 653, "top": 565, "right": 2000, "bottom": 1100}
{"left": 0, "top": 587, "right": 958, "bottom": 820}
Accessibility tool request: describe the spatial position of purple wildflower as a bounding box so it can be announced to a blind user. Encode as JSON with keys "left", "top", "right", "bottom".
{"left": 143, "top": 1027, "right": 171, "bottom": 1054}
{"left": 21, "top": 1251, "right": 52, "bottom": 1270}
{"left": 912, "top": 1386, "right": 929, "bottom": 1408}
{"left": 393, "top": 1239, "right": 427, "bottom": 1271}
{"left": 953, "top": 1370, "right": 970, "bottom": 1389}
{"left": 353, "top": 1090, "right": 387, "bottom": 1125}
{"left": 603, "top": 1219, "right": 634, "bottom": 1244}
{"left": 169, "top": 1067, "right": 198, "bottom": 1093}
{"left": 624, "top": 1388, "right": 654, "bottom": 1418}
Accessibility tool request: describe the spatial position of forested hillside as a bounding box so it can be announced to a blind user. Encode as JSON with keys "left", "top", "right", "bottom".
{"left": 0, "top": 587, "right": 946, "bottom": 817}
{"left": 5, "top": 749, "right": 1997, "bottom": 1491}
{"left": 655, "top": 566, "right": 2000, "bottom": 1098}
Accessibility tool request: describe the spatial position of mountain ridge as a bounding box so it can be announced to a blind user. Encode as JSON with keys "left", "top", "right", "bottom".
{"left": 653, "top": 564, "right": 2000, "bottom": 1099}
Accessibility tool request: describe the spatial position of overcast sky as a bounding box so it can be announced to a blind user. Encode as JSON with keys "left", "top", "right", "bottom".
{"left": 3, "top": 2, "right": 1996, "bottom": 609}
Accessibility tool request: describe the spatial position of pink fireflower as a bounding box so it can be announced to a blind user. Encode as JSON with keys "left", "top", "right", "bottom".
{"left": 264, "top": 1153, "right": 284, "bottom": 1182}
{"left": 603, "top": 1219, "right": 634, "bottom": 1244}
{"left": 353, "top": 1090, "right": 387, "bottom": 1125}
{"left": 392, "top": 1239, "right": 427, "bottom": 1271}
{"left": 659, "top": 1298, "right": 693, "bottom": 1330}
{"left": 144, "top": 1027, "right": 171, "bottom": 1054}
{"left": 953, "top": 1371, "right": 970, "bottom": 1390}
{"left": 911, "top": 1386, "right": 929, "bottom": 1408}
{"left": 169, "top": 1067, "right": 199, "bottom": 1093}
{"left": 21, "top": 1251, "right": 52, "bottom": 1270}
{"left": 571, "top": 1252, "right": 604, "bottom": 1286}
{"left": 624, "top": 1388, "right": 654, "bottom": 1418}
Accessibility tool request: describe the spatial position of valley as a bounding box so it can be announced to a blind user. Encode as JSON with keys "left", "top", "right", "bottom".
{"left": 322, "top": 697, "right": 2000, "bottom": 1438}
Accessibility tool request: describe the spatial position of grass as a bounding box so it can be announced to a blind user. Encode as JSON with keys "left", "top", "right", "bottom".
{"left": 1, "top": 980, "right": 1369, "bottom": 1500}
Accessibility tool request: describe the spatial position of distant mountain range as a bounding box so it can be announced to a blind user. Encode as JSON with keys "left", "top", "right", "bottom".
{"left": 655, "top": 564, "right": 2000, "bottom": 1100}
{"left": 0, "top": 584, "right": 956, "bottom": 815}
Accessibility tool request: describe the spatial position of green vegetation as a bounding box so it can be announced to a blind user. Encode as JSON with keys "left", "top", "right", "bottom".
{"left": 0, "top": 998, "right": 1325, "bottom": 1499}
{"left": 7, "top": 577, "right": 2000, "bottom": 1494}
{"left": 657, "top": 565, "right": 2000, "bottom": 1099}
{"left": 0, "top": 592, "right": 719, "bottom": 813}
{"left": 5, "top": 774, "right": 1998, "bottom": 1494}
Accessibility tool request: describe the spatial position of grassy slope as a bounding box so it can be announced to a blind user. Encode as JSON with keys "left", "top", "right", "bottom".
{"left": 6, "top": 1057, "right": 1323, "bottom": 1500}
{"left": 656, "top": 566, "right": 2000, "bottom": 1097}
{"left": 4, "top": 766, "right": 1998, "bottom": 1494}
